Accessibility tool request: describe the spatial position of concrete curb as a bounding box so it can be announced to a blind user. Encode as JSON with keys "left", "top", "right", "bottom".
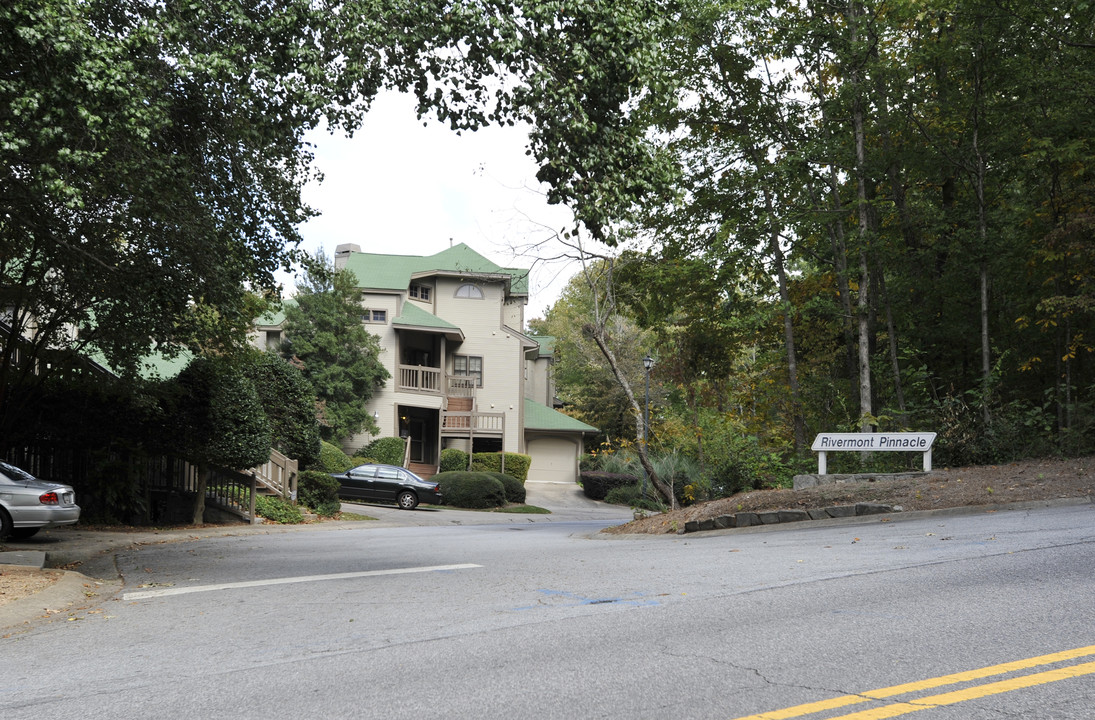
{"left": 0, "top": 569, "right": 100, "bottom": 631}
{"left": 673, "top": 495, "right": 1094, "bottom": 536}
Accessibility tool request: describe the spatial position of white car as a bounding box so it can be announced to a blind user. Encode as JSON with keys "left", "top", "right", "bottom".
{"left": 0, "top": 461, "right": 81, "bottom": 540}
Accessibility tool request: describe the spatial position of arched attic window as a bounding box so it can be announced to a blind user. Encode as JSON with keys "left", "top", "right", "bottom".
{"left": 455, "top": 283, "right": 483, "bottom": 299}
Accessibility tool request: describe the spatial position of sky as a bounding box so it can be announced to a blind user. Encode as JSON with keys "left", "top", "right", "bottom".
{"left": 293, "top": 91, "right": 580, "bottom": 321}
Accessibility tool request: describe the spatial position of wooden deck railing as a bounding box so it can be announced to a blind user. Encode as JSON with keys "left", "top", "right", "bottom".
{"left": 440, "top": 410, "right": 505, "bottom": 436}
{"left": 398, "top": 364, "right": 442, "bottom": 393}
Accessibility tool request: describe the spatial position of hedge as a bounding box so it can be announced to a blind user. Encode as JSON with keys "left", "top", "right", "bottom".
{"left": 434, "top": 471, "right": 506, "bottom": 508}
{"left": 482, "top": 472, "right": 526, "bottom": 504}
{"left": 439, "top": 447, "right": 468, "bottom": 473}
{"left": 361, "top": 437, "right": 406, "bottom": 466}
{"left": 470, "top": 452, "right": 531, "bottom": 481}
{"left": 314, "top": 441, "right": 353, "bottom": 473}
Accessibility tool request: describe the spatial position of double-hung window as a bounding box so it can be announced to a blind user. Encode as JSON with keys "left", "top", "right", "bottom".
{"left": 453, "top": 355, "right": 483, "bottom": 387}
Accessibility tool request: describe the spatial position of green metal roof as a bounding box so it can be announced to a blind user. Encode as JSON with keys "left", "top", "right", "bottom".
{"left": 393, "top": 302, "right": 464, "bottom": 340}
{"left": 342, "top": 243, "right": 530, "bottom": 295}
{"left": 523, "top": 398, "right": 597, "bottom": 433}
{"left": 529, "top": 335, "right": 556, "bottom": 357}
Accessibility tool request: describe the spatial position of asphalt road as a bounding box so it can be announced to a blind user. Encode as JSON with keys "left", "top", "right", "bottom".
{"left": 2, "top": 483, "right": 1093, "bottom": 719}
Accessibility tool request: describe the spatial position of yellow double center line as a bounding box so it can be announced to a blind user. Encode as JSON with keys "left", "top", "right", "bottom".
{"left": 733, "top": 644, "right": 1095, "bottom": 720}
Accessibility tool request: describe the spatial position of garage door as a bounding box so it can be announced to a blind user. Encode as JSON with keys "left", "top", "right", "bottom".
{"left": 526, "top": 437, "right": 578, "bottom": 484}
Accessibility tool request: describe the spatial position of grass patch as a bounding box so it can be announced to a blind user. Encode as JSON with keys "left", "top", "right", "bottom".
{"left": 337, "top": 511, "right": 378, "bottom": 521}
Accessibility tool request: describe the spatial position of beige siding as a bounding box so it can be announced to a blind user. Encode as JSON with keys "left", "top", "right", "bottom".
{"left": 435, "top": 277, "right": 524, "bottom": 452}
{"left": 526, "top": 436, "right": 582, "bottom": 484}
{"left": 524, "top": 356, "right": 554, "bottom": 405}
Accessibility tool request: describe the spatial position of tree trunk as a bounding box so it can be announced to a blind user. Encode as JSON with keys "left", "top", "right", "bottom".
{"left": 586, "top": 325, "right": 677, "bottom": 509}
{"left": 192, "top": 464, "right": 209, "bottom": 526}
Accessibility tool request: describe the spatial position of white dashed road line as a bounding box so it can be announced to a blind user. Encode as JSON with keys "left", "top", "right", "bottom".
{"left": 123, "top": 563, "right": 482, "bottom": 601}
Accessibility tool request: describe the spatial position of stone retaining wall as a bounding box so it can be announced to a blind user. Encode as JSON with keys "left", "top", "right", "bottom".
{"left": 680, "top": 502, "right": 900, "bottom": 534}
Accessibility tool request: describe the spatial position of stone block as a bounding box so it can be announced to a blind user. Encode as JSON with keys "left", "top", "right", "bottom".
{"left": 758, "top": 511, "right": 782, "bottom": 524}
{"left": 856, "top": 503, "right": 893, "bottom": 515}
{"left": 684, "top": 520, "right": 701, "bottom": 533}
{"left": 714, "top": 515, "right": 735, "bottom": 529}
{"left": 825, "top": 505, "right": 857, "bottom": 518}
{"left": 807, "top": 508, "right": 830, "bottom": 520}
{"left": 699, "top": 518, "right": 716, "bottom": 531}
{"left": 777, "top": 510, "right": 810, "bottom": 523}
{"left": 736, "top": 512, "right": 759, "bottom": 527}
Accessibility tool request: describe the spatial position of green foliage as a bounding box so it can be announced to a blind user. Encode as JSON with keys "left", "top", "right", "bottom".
{"left": 168, "top": 356, "right": 272, "bottom": 471}
{"left": 440, "top": 447, "right": 469, "bottom": 473}
{"left": 361, "top": 437, "right": 407, "bottom": 467}
{"left": 255, "top": 495, "right": 304, "bottom": 524}
{"left": 434, "top": 471, "right": 506, "bottom": 509}
{"left": 579, "top": 471, "right": 638, "bottom": 501}
{"left": 282, "top": 253, "right": 389, "bottom": 442}
{"left": 297, "top": 470, "right": 342, "bottom": 517}
{"left": 481, "top": 472, "right": 526, "bottom": 504}
{"left": 604, "top": 483, "right": 662, "bottom": 512}
{"left": 314, "top": 441, "right": 353, "bottom": 474}
{"left": 470, "top": 452, "right": 531, "bottom": 482}
{"left": 242, "top": 350, "right": 321, "bottom": 467}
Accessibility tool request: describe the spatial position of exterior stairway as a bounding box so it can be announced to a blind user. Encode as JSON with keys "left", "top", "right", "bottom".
{"left": 409, "top": 461, "right": 438, "bottom": 479}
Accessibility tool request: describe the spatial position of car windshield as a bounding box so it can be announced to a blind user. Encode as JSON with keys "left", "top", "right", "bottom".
{"left": 0, "top": 461, "right": 37, "bottom": 484}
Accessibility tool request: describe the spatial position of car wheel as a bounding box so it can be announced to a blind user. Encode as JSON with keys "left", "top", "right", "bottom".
{"left": 10, "top": 527, "right": 40, "bottom": 540}
{"left": 397, "top": 491, "right": 419, "bottom": 510}
{"left": 0, "top": 510, "right": 11, "bottom": 541}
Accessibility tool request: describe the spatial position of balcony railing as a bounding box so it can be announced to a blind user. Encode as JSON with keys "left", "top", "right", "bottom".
{"left": 398, "top": 364, "right": 442, "bottom": 393}
{"left": 440, "top": 410, "right": 505, "bottom": 436}
{"left": 397, "top": 366, "right": 482, "bottom": 398}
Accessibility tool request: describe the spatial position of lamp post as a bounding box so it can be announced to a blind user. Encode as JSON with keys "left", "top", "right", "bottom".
{"left": 642, "top": 354, "right": 654, "bottom": 498}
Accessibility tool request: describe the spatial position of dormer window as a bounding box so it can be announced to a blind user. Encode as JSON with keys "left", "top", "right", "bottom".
{"left": 409, "top": 284, "right": 431, "bottom": 301}
{"left": 455, "top": 283, "right": 483, "bottom": 299}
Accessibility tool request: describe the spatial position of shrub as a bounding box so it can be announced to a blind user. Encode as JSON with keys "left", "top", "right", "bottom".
{"left": 604, "top": 483, "right": 662, "bottom": 511}
{"left": 361, "top": 437, "right": 406, "bottom": 466}
{"left": 434, "top": 471, "right": 506, "bottom": 508}
{"left": 297, "top": 470, "right": 342, "bottom": 517}
{"left": 440, "top": 447, "right": 468, "bottom": 473}
{"left": 579, "top": 471, "right": 638, "bottom": 500}
{"left": 255, "top": 495, "right": 303, "bottom": 524}
{"left": 313, "top": 441, "right": 353, "bottom": 473}
{"left": 482, "top": 472, "right": 526, "bottom": 503}
{"left": 470, "top": 452, "right": 531, "bottom": 481}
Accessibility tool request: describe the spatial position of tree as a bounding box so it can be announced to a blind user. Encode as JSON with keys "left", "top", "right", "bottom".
{"left": 242, "top": 350, "right": 322, "bottom": 467}
{"left": 281, "top": 254, "right": 388, "bottom": 443}
{"left": 167, "top": 356, "right": 273, "bottom": 525}
{"left": 1, "top": 0, "right": 679, "bottom": 439}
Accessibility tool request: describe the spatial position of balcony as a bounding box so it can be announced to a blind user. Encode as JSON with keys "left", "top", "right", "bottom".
{"left": 440, "top": 410, "right": 505, "bottom": 437}
{"left": 397, "top": 365, "right": 481, "bottom": 398}
{"left": 398, "top": 364, "right": 442, "bottom": 393}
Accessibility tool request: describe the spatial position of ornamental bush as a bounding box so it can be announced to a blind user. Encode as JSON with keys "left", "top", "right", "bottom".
{"left": 297, "top": 470, "right": 342, "bottom": 517}
{"left": 361, "top": 437, "right": 406, "bottom": 466}
{"left": 439, "top": 447, "right": 468, "bottom": 473}
{"left": 313, "top": 440, "right": 353, "bottom": 473}
{"left": 482, "top": 472, "right": 526, "bottom": 504}
{"left": 434, "top": 471, "right": 506, "bottom": 509}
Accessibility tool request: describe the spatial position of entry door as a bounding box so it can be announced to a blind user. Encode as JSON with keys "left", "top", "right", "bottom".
{"left": 409, "top": 418, "right": 426, "bottom": 463}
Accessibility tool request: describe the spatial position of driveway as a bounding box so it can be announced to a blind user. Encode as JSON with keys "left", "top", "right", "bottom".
{"left": 339, "top": 478, "right": 635, "bottom": 527}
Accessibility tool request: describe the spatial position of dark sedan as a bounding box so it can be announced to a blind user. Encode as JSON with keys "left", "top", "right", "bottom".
{"left": 331, "top": 463, "right": 442, "bottom": 510}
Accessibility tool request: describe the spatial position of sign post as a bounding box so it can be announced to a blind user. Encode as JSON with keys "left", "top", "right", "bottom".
{"left": 810, "top": 432, "right": 937, "bottom": 474}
